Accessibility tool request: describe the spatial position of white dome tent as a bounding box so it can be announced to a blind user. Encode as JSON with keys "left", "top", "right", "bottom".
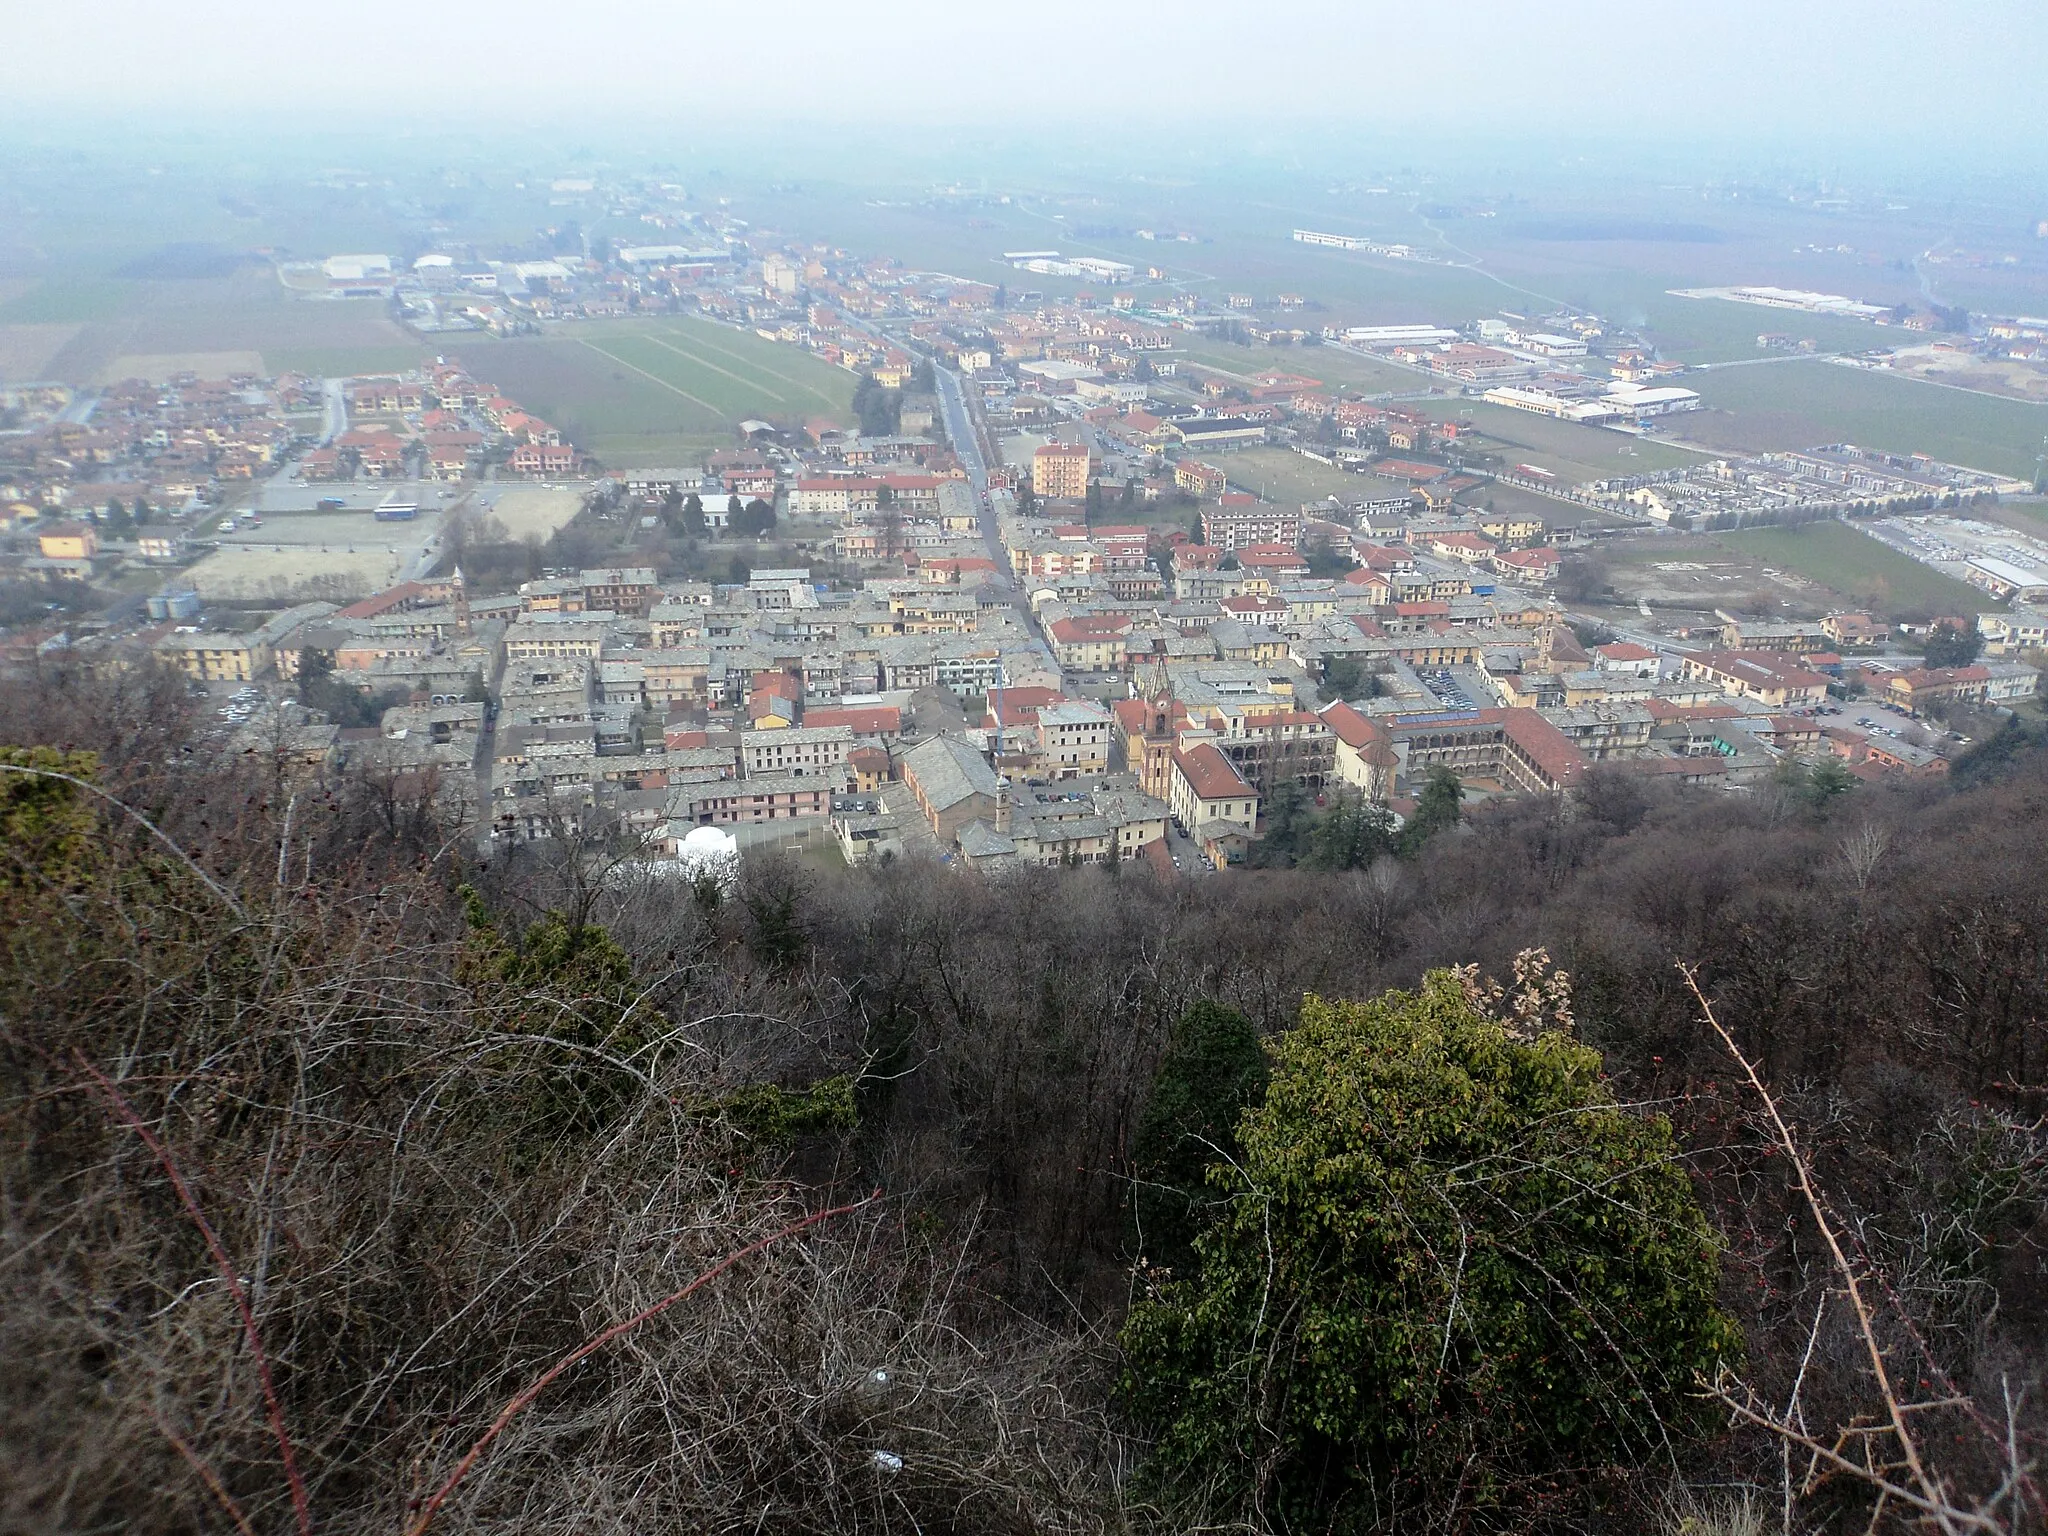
{"left": 675, "top": 825, "right": 741, "bottom": 891}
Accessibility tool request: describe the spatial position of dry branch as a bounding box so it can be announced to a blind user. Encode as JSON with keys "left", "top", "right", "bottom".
{"left": 74, "top": 1051, "right": 312, "bottom": 1536}
{"left": 405, "top": 1191, "right": 878, "bottom": 1536}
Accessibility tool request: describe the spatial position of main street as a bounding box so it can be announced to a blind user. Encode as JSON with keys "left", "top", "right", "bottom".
{"left": 928, "top": 354, "right": 1061, "bottom": 675}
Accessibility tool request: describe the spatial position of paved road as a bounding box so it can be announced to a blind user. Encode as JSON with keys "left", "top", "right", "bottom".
{"left": 320, "top": 378, "right": 349, "bottom": 445}
{"left": 56, "top": 390, "right": 99, "bottom": 425}
{"left": 932, "top": 363, "right": 994, "bottom": 551}
{"left": 931, "top": 357, "right": 1059, "bottom": 664}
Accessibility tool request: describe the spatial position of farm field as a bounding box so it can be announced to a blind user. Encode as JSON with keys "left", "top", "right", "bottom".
{"left": 0, "top": 279, "right": 134, "bottom": 326}
{"left": 0, "top": 324, "right": 82, "bottom": 383}
{"left": 265, "top": 346, "right": 432, "bottom": 379}
{"left": 15, "top": 270, "right": 426, "bottom": 385}
{"left": 454, "top": 318, "right": 855, "bottom": 467}
{"left": 1636, "top": 292, "right": 1902, "bottom": 365}
{"left": 1675, "top": 360, "right": 2048, "bottom": 480}
{"left": 1986, "top": 497, "right": 2048, "bottom": 538}
{"left": 1714, "top": 520, "right": 1989, "bottom": 618}
{"left": 102, "top": 351, "right": 266, "bottom": 383}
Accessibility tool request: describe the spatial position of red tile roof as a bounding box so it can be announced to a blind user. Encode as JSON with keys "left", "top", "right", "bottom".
{"left": 1174, "top": 741, "right": 1252, "bottom": 801}
{"left": 1499, "top": 708, "right": 1587, "bottom": 787}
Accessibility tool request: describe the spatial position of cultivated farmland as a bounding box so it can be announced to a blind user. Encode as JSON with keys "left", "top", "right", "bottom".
{"left": 1714, "top": 520, "right": 1990, "bottom": 618}
{"left": 1677, "top": 360, "right": 2048, "bottom": 481}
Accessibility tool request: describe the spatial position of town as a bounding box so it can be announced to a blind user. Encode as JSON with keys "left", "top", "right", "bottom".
{"left": 6, "top": 203, "right": 2043, "bottom": 878}
{"left": 9, "top": 11, "right": 2048, "bottom": 1535}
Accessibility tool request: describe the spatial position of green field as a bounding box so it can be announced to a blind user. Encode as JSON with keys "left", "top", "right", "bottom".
{"left": 455, "top": 318, "right": 855, "bottom": 467}
{"left": 0, "top": 279, "right": 136, "bottom": 325}
{"left": 1642, "top": 295, "right": 1898, "bottom": 365}
{"left": 21, "top": 270, "right": 426, "bottom": 384}
{"left": 265, "top": 346, "right": 433, "bottom": 378}
{"left": 1714, "top": 521, "right": 1989, "bottom": 618}
{"left": 1169, "top": 336, "right": 1420, "bottom": 396}
{"left": 1222, "top": 446, "right": 1410, "bottom": 505}
{"left": 1680, "top": 360, "right": 2048, "bottom": 479}
{"left": 1416, "top": 401, "right": 1710, "bottom": 483}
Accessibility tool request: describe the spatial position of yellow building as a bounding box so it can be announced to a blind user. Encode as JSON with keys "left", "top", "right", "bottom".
{"left": 1032, "top": 441, "right": 1091, "bottom": 499}
{"left": 1478, "top": 514, "right": 1544, "bottom": 546}
{"left": 38, "top": 523, "right": 99, "bottom": 560}
{"left": 158, "top": 633, "right": 273, "bottom": 683}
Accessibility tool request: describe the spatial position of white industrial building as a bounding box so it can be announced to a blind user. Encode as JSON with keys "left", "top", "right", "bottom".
{"left": 1344, "top": 324, "right": 1460, "bottom": 346}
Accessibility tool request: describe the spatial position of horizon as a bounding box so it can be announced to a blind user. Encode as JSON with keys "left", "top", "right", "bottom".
{"left": 6, "top": 0, "right": 2046, "bottom": 168}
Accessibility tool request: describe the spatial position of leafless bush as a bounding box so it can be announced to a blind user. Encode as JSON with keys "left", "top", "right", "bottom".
{"left": 1686, "top": 968, "right": 2043, "bottom": 1534}
{"left": 0, "top": 766, "right": 1129, "bottom": 1536}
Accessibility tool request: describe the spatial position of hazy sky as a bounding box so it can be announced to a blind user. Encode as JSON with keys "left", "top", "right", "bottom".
{"left": 9, "top": 0, "right": 2046, "bottom": 154}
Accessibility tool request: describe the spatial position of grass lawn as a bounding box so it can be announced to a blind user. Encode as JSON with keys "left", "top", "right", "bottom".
{"left": 455, "top": 320, "right": 855, "bottom": 469}
{"left": 1223, "top": 446, "right": 1408, "bottom": 505}
{"left": 1679, "top": 361, "right": 2048, "bottom": 480}
{"left": 1714, "top": 521, "right": 1989, "bottom": 618}
{"left": 1169, "top": 336, "right": 1419, "bottom": 395}
{"left": 581, "top": 317, "right": 856, "bottom": 421}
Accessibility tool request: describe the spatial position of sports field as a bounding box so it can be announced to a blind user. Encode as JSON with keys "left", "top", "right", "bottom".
{"left": 1714, "top": 521, "right": 1989, "bottom": 617}
{"left": 1414, "top": 401, "right": 1710, "bottom": 483}
{"left": 1678, "top": 360, "right": 2048, "bottom": 480}
{"left": 1223, "top": 447, "right": 1411, "bottom": 506}
{"left": 1170, "top": 336, "right": 1419, "bottom": 396}
{"left": 454, "top": 318, "right": 855, "bottom": 466}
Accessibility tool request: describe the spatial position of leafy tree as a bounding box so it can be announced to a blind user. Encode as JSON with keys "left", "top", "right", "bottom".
{"left": 1322, "top": 654, "right": 1383, "bottom": 702}
{"left": 1084, "top": 479, "right": 1104, "bottom": 522}
{"left": 852, "top": 371, "right": 901, "bottom": 437}
{"left": 297, "top": 649, "right": 374, "bottom": 727}
{"left": 1568, "top": 618, "right": 1616, "bottom": 650}
{"left": 725, "top": 493, "right": 744, "bottom": 532}
{"left": 456, "top": 887, "right": 647, "bottom": 1140}
{"left": 1784, "top": 753, "right": 1856, "bottom": 808}
{"left": 1555, "top": 553, "right": 1610, "bottom": 605}
{"left": 1397, "top": 766, "right": 1462, "bottom": 856}
{"left": 1950, "top": 713, "right": 2048, "bottom": 788}
{"left": 682, "top": 491, "right": 705, "bottom": 536}
{"left": 131, "top": 496, "right": 150, "bottom": 527}
{"left": 1131, "top": 1000, "right": 1268, "bottom": 1271}
{"left": 1302, "top": 790, "right": 1397, "bottom": 871}
{"left": 1302, "top": 531, "right": 1355, "bottom": 578}
{"left": 1922, "top": 622, "right": 1983, "bottom": 669}
{"left": 1121, "top": 975, "right": 1739, "bottom": 1528}
{"left": 102, "top": 498, "right": 131, "bottom": 536}
{"left": 1249, "top": 777, "right": 1309, "bottom": 866}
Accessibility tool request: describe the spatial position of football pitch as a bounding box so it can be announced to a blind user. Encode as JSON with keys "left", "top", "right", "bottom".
{"left": 454, "top": 318, "right": 856, "bottom": 466}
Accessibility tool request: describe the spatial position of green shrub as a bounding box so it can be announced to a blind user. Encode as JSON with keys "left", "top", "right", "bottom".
{"left": 1121, "top": 971, "right": 1739, "bottom": 1528}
